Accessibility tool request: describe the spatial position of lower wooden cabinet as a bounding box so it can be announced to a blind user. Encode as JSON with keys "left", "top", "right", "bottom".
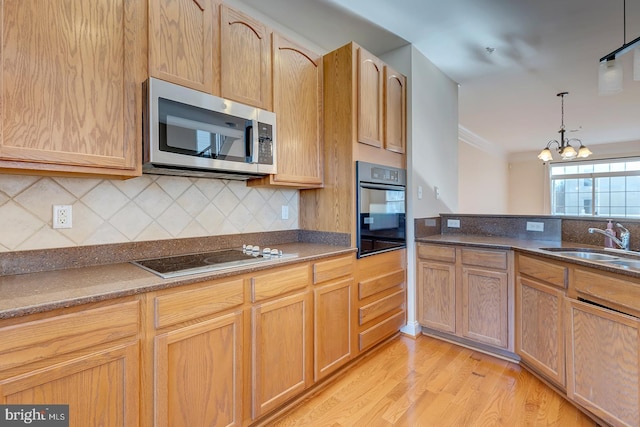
{"left": 417, "top": 258, "right": 456, "bottom": 333}
{"left": 310, "top": 255, "right": 354, "bottom": 381}
{"left": 417, "top": 243, "right": 512, "bottom": 352}
{"left": 154, "top": 312, "right": 243, "bottom": 427}
{"left": 566, "top": 298, "right": 640, "bottom": 427}
{"left": 0, "top": 299, "right": 140, "bottom": 426}
{"left": 461, "top": 266, "right": 509, "bottom": 348}
{"left": 356, "top": 250, "right": 407, "bottom": 354}
{"left": 516, "top": 276, "right": 565, "bottom": 388}
{"left": 251, "top": 291, "right": 312, "bottom": 419}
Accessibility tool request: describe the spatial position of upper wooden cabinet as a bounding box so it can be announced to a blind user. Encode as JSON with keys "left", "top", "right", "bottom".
{"left": 357, "top": 47, "right": 384, "bottom": 148}
{"left": 384, "top": 65, "right": 407, "bottom": 154}
{"left": 0, "top": 0, "right": 145, "bottom": 178}
{"left": 249, "top": 33, "right": 323, "bottom": 188}
{"left": 148, "top": 0, "right": 219, "bottom": 94}
{"left": 220, "top": 5, "right": 271, "bottom": 110}
{"left": 356, "top": 46, "right": 407, "bottom": 156}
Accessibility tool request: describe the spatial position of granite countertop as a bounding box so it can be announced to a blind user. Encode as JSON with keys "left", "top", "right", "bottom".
{"left": 416, "top": 234, "right": 640, "bottom": 280}
{"left": 0, "top": 242, "right": 355, "bottom": 320}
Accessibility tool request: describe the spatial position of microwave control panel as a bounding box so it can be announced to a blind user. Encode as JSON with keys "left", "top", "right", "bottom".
{"left": 257, "top": 122, "right": 274, "bottom": 165}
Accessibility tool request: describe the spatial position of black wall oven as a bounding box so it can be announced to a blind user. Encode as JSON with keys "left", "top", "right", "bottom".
{"left": 356, "top": 161, "right": 407, "bottom": 258}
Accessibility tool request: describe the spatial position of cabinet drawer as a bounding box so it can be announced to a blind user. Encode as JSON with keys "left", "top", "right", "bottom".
{"left": 359, "top": 269, "right": 405, "bottom": 300}
{"left": 0, "top": 301, "right": 139, "bottom": 371}
{"left": 359, "top": 289, "right": 405, "bottom": 325}
{"left": 461, "top": 248, "right": 507, "bottom": 270}
{"left": 574, "top": 269, "right": 640, "bottom": 317}
{"left": 154, "top": 278, "right": 244, "bottom": 329}
{"left": 313, "top": 255, "right": 353, "bottom": 285}
{"left": 251, "top": 264, "right": 309, "bottom": 302}
{"left": 417, "top": 244, "right": 455, "bottom": 263}
{"left": 359, "top": 310, "right": 405, "bottom": 351}
{"left": 518, "top": 254, "right": 567, "bottom": 289}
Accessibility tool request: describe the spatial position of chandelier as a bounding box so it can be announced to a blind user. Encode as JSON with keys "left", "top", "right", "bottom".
{"left": 537, "top": 92, "right": 592, "bottom": 162}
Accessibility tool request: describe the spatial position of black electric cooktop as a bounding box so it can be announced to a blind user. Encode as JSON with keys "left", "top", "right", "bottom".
{"left": 132, "top": 248, "right": 294, "bottom": 279}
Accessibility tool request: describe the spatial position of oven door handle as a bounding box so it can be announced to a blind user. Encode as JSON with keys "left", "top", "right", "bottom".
{"left": 359, "top": 183, "right": 405, "bottom": 192}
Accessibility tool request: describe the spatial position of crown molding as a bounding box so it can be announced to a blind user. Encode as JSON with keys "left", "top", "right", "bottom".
{"left": 458, "top": 125, "right": 507, "bottom": 160}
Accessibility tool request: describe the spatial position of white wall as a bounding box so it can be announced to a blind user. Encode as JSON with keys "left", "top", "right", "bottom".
{"left": 458, "top": 139, "right": 509, "bottom": 214}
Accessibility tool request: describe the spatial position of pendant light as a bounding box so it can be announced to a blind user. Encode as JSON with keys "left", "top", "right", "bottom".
{"left": 537, "top": 92, "right": 592, "bottom": 162}
{"left": 599, "top": 0, "right": 640, "bottom": 95}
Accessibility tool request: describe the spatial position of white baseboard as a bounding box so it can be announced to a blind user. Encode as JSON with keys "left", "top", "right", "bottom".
{"left": 400, "top": 321, "right": 421, "bottom": 338}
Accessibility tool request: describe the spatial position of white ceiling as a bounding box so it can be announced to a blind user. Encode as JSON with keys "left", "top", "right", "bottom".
{"left": 241, "top": 0, "right": 640, "bottom": 156}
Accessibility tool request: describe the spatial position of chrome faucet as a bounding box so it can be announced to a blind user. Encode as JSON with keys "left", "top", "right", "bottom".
{"left": 588, "top": 223, "right": 630, "bottom": 251}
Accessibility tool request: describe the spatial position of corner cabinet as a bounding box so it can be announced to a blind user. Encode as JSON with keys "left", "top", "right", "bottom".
{"left": 0, "top": 298, "right": 140, "bottom": 425}
{"left": 148, "top": 0, "right": 219, "bottom": 93}
{"left": 0, "top": 0, "right": 146, "bottom": 178}
{"left": 249, "top": 33, "right": 323, "bottom": 188}
{"left": 417, "top": 243, "right": 513, "bottom": 354}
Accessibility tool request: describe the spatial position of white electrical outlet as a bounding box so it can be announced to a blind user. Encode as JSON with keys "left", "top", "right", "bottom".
{"left": 447, "top": 219, "right": 460, "bottom": 228}
{"left": 281, "top": 205, "right": 289, "bottom": 220}
{"left": 53, "top": 205, "right": 73, "bottom": 229}
{"left": 526, "top": 221, "right": 544, "bottom": 232}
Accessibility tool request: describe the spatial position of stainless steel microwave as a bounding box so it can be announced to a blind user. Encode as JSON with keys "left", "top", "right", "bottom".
{"left": 143, "top": 78, "right": 276, "bottom": 180}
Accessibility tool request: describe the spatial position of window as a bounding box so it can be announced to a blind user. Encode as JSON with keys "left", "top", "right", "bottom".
{"left": 550, "top": 157, "right": 640, "bottom": 217}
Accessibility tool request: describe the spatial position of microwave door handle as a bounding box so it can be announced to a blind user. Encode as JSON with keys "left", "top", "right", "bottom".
{"left": 247, "top": 119, "right": 259, "bottom": 164}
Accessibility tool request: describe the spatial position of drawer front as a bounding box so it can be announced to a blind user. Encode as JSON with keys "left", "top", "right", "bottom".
{"left": 0, "top": 300, "right": 139, "bottom": 371}
{"left": 461, "top": 248, "right": 507, "bottom": 270}
{"left": 417, "top": 244, "right": 455, "bottom": 263}
{"left": 154, "top": 278, "right": 244, "bottom": 329}
{"left": 359, "top": 269, "right": 405, "bottom": 300}
{"left": 251, "top": 264, "right": 310, "bottom": 302}
{"left": 574, "top": 268, "right": 640, "bottom": 317}
{"left": 518, "top": 254, "right": 567, "bottom": 289}
{"left": 359, "top": 289, "right": 405, "bottom": 326}
{"left": 359, "top": 310, "right": 406, "bottom": 351}
{"left": 313, "top": 255, "right": 353, "bottom": 285}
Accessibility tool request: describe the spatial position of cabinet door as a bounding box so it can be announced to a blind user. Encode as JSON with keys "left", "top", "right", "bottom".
{"left": 252, "top": 291, "right": 312, "bottom": 419}
{"left": 149, "top": 0, "right": 218, "bottom": 93}
{"left": 220, "top": 5, "right": 271, "bottom": 109}
{"left": 267, "top": 33, "right": 323, "bottom": 187}
{"left": 0, "top": 0, "right": 144, "bottom": 177}
{"left": 357, "top": 47, "right": 384, "bottom": 148}
{"left": 566, "top": 298, "right": 640, "bottom": 427}
{"left": 0, "top": 343, "right": 139, "bottom": 426}
{"left": 417, "top": 260, "right": 456, "bottom": 333}
{"left": 155, "top": 311, "right": 243, "bottom": 427}
{"left": 314, "top": 278, "right": 352, "bottom": 381}
{"left": 461, "top": 267, "right": 509, "bottom": 348}
{"left": 516, "top": 277, "right": 565, "bottom": 388}
{"left": 384, "top": 65, "right": 406, "bottom": 154}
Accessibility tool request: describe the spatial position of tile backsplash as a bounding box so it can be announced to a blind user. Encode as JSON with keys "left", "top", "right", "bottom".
{"left": 0, "top": 174, "right": 298, "bottom": 252}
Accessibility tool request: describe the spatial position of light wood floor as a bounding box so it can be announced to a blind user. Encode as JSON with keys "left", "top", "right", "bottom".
{"left": 272, "top": 335, "right": 598, "bottom": 426}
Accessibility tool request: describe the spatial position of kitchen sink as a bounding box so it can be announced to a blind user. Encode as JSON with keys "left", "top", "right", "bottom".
{"left": 547, "top": 251, "right": 621, "bottom": 261}
{"left": 540, "top": 247, "right": 640, "bottom": 270}
{"left": 607, "top": 259, "right": 640, "bottom": 269}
